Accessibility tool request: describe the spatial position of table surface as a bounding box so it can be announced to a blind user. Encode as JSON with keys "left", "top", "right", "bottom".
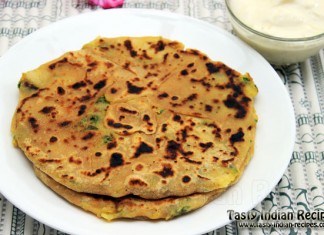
{"left": 0, "top": 1, "right": 323, "bottom": 235}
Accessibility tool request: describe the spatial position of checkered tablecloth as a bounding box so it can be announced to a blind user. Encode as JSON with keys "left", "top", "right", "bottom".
{"left": 0, "top": 1, "right": 323, "bottom": 235}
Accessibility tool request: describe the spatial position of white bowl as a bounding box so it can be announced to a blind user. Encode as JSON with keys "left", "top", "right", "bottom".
{"left": 225, "top": 0, "right": 324, "bottom": 65}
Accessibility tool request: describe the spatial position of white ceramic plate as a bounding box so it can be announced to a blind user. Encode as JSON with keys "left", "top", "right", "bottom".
{"left": 0, "top": 9, "right": 295, "bottom": 235}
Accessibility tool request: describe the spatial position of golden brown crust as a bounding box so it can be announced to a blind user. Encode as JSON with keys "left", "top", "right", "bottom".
{"left": 34, "top": 166, "right": 224, "bottom": 221}
{"left": 12, "top": 36, "right": 258, "bottom": 199}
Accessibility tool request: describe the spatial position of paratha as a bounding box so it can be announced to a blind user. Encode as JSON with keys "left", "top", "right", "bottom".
{"left": 11, "top": 36, "right": 258, "bottom": 199}
{"left": 34, "top": 166, "right": 224, "bottom": 221}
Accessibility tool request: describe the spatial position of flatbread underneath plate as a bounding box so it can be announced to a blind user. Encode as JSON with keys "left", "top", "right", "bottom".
{"left": 34, "top": 166, "right": 224, "bottom": 221}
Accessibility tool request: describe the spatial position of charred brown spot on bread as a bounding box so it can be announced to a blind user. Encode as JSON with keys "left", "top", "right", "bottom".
{"left": 158, "top": 92, "right": 169, "bottom": 99}
{"left": 182, "top": 157, "right": 201, "bottom": 165}
{"left": 48, "top": 57, "right": 68, "bottom": 70}
{"left": 79, "top": 95, "right": 91, "bottom": 102}
{"left": 39, "top": 159, "right": 61, "bottom": 163}
{"left": 163, "top": 53, "right": 169, "bottom": 63}
{"left": 110, "top": 88, "right": 117, "bottom": 94}
{"left": 78, "top": 105, "right": 87, "bottom": 116}
{"left": 189, "top": 49, "right": 200, "bottom": 55}
{"left": 119, "top": 107, "right": 137, "bottom": 114}
{"left": 126, "top": 81, "right": 144, "bottom": 94}
{"left": 130, "top": 50, "right": 137, "bottom": 57}
{"left": 184, "top": 93, "right": 198, "bottom": 103}
{"left": 28, "top": 117, "right": 39, "bottom": 132}
{"left": 155, "top": 164, "right": 174, "bottom": 178}
{"left": 123, "top": 62, "right": 130, "bottom": 70}
{"left": 58, "top": 121, "right": 72, "bottom": 127}
{"left": 107, "top": 119, "right": 133, "bottom": 130}
{"left": 182, "top": 175, "right": 191, "bottom": 183}
{"left": 223, "top": 95, "right": 247, "bottom": 119}
{"left": 205, "top": 105, "right": 213, "bottom": 112}
{"left": 223, "top": 96, "right": 237, "bottom": 108}
{"left": 110, "top": 153, "right": 124, "bottom": 167}
{"left": 206, "top": 62, "right": 220, "bottom": 74}
{"left": 135, "top": 164, "right": 144, "bottom": 171}
{"left": 225, "top": 68, "right": 234, "bottom": 76}
{"left": 197, "top": 175, "right": 210, "bottom": 180}
{"left": 22, "top": 81, "right": 38, "bottom": 90}
{"left": 134, "top": 142, "right": 154, "bottom": 158}
{"left": 93, "top": 79, "right": 107, "bottom": 90}
{"left": 71, "top": 81, "right": 87, "bottom": 89}
{"left": 230, "top": 128, "right": 245, "bottom": 144}
{"left": 180, "top": 128, "right": 188, "bottom": 141}
{"left": 39, "top": 106, "right": 55, "bottom": 114}
{"left": 164, "top": 140, "right": 181, "bottom": 160}
{"left": 180, "top": 69, "right": 188, "bottom": 76}
{"left": 190, "top": 77, "right": 212, "bottom": 91}
{"left": 49, "top": 136, "right": 58, "bottom": 143}
{"left": 107, "top": 141, "right": 117, "bottom": 150}
{"left": 143, "top": 114, "right": 150, "bottom": 122}
{"left": 82, "top": 132, "right": 95, "bottom": 140}
{"left": 132, "top": 77, "right": 140, "bottom": 82}
{"left": 208, "top": 124, "right": 222, "bottom": 139}
{"left": 221, "top": 158, "right": 235, "bottom": 166}
{"left": 242, "top": 96, "right": 252, "bottom": 104}
{"left": 82, "top": 167, "right": 108, "bottom": 177}
{"left": 145, "top": 72, "right": 158, "bottom": 79}
{"left": 69, "top": 156, "right": 82, "bottom": 165}
{"left": 230, "top": 146, "right": 239, "bottom": 156}
{"left": 124, "top": 40, "right": 137, "bottom": 57}
{"left": 173, "top": 114, "right": 182, "bottom": 122}
{"left": 99, "top": 46, "right": 109, "bottom": 51}
{"left": 173, "top": 53, "right": 180, "bottom": 59}
{"left": 142, "top": 50, "right": 152, "bottom": 60}
{"left": 17, "top": 89, "right": 47, "bottom": 113}
{"left": 161, "top": 123, "right": 168, "bottom": 132}
{"left": 57, "top": 86, "right": 65, "bottom": 95}
{"left": 231, "top": 84, "right": 243, "bottom": 97}
{"left": 105, "top": 62, "right": 113, "bottom": 68}
{"left": 187, "top": 63, "right": 194, "bottom": 68}
{"left": 87, "top": 61, "right": 98, "bottom": 68}
{"left": 199, "top": 142, "right": 213, "bottom": 152}
{"left": 150, "top": 40, "right": 165, "bottom": 53}
{"left": 129, "top": 179, "right": 148, "bottom": 187}
{"left": 61, "top": 174, "right": 69, "bottom": 178}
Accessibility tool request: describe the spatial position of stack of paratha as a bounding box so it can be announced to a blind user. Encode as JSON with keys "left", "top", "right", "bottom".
{"left": 11, "top": 36, "right": 258, "bottom": 221}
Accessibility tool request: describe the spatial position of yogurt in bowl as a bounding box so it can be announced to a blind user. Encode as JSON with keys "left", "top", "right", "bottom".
{"left": 225, "top": 0, "right": 324, "bottom": 65}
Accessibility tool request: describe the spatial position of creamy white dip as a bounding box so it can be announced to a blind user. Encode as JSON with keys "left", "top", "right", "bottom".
{"left": 230, "top": 0, "right": 324, "bottom": 38}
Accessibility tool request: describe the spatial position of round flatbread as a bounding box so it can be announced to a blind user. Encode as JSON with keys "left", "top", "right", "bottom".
{"left": 34, "top": 166, "right": 224, "bottom": 221}
{"left": 12, "top": 36, "right": 258, "bottom": 199}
